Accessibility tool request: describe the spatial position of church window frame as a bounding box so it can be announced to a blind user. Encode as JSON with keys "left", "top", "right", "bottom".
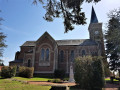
{"left": 79, "top": 49, "right": 81, "bottom": 56}
{"left": 60, "top": 50, "right": 64, "bottom": 62}
{"left": 45, "top": 48, "right": 50, "bottom": 61}
{"left": 82, "top": 50, "right": 86, "bottom": 56}
{"left": 40, "top": 48, "right": 45, "bottom": 61}
{"left": 70, "top": 50, "right": 74, "bottom": 62}
{"left": 27, "top": 59, "right": 31, "bottom": 67}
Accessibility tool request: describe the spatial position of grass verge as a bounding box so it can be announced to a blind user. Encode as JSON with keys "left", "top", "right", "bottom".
{"left": 13, "top": 77, "right": 53, "bottom": 81}
{"left": 0, "top": 78, "right": 51, "bottom": 90}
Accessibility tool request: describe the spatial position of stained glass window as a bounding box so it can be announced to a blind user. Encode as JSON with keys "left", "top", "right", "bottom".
{"left": 71, "top": 50, "right": 74, "bottom": 62}
{"left": 28, "top": 59, "right": 31, "bottom": 67}
{"left": 41, "top": 48, "right": 44, "bottom": 60}
{"left": 82, "top": 50, "right": 86, "bottom": 56}
{"left": 60, "top": 50, "right": 64, "bottom": 62}
{"left": 46, "top": 48, "right": 49, "bottom": 61}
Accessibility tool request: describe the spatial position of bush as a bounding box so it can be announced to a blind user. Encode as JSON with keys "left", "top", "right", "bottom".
{"left": 19, "top": 66, "right": 34, "bottom": 78}
{"left": 63, "top": 78, "right": 69, "bottom": 81}
{"left": 74, "top": 56, "right": 105, "bottom": 90}
{"left": 50, "top": 86, "right": 66, "bottom": 90}
{"left": 1, "top": 66, "right": 16, "bottom": 78}
{"left": 49, "top": 79, "right": 63, "bottom": 83}
{"left": 54, "top": 69, "right": 65, "bottom": 79}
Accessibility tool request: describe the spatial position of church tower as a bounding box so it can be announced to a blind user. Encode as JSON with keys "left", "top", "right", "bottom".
{"left": 88, "top": 6, "right": 105, "bottom": 56}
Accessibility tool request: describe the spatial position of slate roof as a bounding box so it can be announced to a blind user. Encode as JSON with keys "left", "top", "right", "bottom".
{"left": 21, "top": 39, "right": 97, "bottom": 46}
{"left": 90, "top": 6, "right": 98, "bottom": 23}
{"left": 9, "top": 59, "right": 23, "bottom": 63}
{"left": 56, "top": 39, "right": 98, "bottom": 46}
{"left": 22, "top": 41, "right": 36, "bottom": 46}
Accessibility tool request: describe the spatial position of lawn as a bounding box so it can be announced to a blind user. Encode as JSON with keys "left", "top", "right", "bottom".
{"left": 0, "top": 79, "right": 51, "bottom": 90}
{"left": 105, "top": 78, "right": 119, "bottom": 82}
{"left": 13, "top": 77, "right": 53, "bottom": 81}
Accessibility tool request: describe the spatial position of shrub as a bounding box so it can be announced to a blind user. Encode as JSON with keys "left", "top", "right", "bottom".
{"left": 92, "top": 57, "right": 105, "bottom": 89}
{"left": 50, "top": 86, "right": 66, "bottom": 90}
{"left": 63, "top": 78, "right": 69, "bottom": 81}
{"left": 1, "top": 66, "right": 16, "bottom": 78}
{"left": 19, "top": 66, "right": 34, "bottom": 78}
{"left": 74, "top": 56, "right": 105, "bottom": 90}
{"left": 50, "top": 79, "right": 63, "bottom": 83}
{"left": 54, "top": 69, "right": 65, "bottom": 79}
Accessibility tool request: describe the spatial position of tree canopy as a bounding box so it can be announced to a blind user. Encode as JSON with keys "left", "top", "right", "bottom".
{"left": 33, "top": 0, "right": 101, "bottom": 32}
{"left": 0, "top": 10, "right": 7, "bottom": 57}
{"left": 105, "top": 8, "right": 120, "bottom": 73}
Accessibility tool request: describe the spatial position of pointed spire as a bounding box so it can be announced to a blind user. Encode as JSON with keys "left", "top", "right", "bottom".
{"left": 90, "top": 6, "right": 98, "bottom": 23}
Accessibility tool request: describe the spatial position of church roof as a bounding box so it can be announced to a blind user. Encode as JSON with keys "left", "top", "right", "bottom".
{"left": 90, "top": 6, "right": 98, "bottom": 23}
{"left": 22, "top": 41, "right": 36, "bottom": 46}
{"left": 21, "top": 39, "right": 97, "bottom": 46}
{"left": 9, "top": 59, "right": 23, "bottom": 63}
{"left": 56, "top": 39, "right": 98, "bottom": 46}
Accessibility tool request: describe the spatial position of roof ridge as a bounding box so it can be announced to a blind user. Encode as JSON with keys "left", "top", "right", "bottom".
{"left": 56, "top": 39, "right": 89, "bottom": 41}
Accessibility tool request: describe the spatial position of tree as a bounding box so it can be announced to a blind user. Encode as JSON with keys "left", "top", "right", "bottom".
{"left": 33, "top": 0, "right": 101, "bottom": 32}
{"left": 105, "top": 8, "right": 120, "bottom": 76}
{"left": 0, "top": 10, "right": 7, "bottom": 57}
{"left": 74, "top": 56, "right": 105, "bottom": 90}
{"left": 0, "top": 59, "right": 4, "bottom": 66}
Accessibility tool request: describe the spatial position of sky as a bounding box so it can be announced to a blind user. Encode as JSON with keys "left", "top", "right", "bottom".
{"left": 0, "top": 0, "right": 120, "bottom": 65}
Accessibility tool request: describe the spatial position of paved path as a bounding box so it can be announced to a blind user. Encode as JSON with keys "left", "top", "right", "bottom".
{"left": 28, "top": 81, "right": 120, "bottom": 90}
{"left": 28, "top": 81, "right": 76, "bottom": 86}
{"left": 105, "top": 83, "right": 120, "bottom": 90}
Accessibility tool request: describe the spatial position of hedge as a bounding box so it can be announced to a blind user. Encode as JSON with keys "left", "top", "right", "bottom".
{"left": 1, "top": 66, "right": 16, "bottom": 78}
{"left": 54, "top": 69, "right": 65, "bottom": 79}
{"left": 74, "top": 56, "right": 105, "bottom": 90}
{"left": 19, "top": 66, "right": 34, "bottom": 78}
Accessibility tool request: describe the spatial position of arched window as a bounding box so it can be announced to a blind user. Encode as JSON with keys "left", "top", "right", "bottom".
{"left": 41, "top": 48, "right": 45, "bottom": 60}
{"left": 71, "top": 50, "right": 74, "bottom": 62}
{"left": 79, "top": 49, "right": 81, "bottom": 56}
{"left": 46, "top": 48, "right": 49, "bottom": 61}
{"left": 60, "top": 50, "right": 64, "bottom": 62}
{"left": 28, "top": 59, "right": 31, "bottom": 67}
{"left": 95, "top": 52, "right": 98, "bottom": 56}
{"left": 82, "top": 50, "right": 86, "bottom": 56}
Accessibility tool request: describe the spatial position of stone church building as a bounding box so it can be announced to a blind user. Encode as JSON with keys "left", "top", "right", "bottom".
{"left": 9, "top": 7, "right": 105, "bottom": 75}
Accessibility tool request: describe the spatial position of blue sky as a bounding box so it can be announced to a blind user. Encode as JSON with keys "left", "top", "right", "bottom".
{"left": 0, "top": 0, "right": 120, "bottom": 65}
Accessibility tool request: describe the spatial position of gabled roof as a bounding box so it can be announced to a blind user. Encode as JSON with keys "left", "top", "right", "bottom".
{"left": 21, "top": 32, "right": 98, "bottom": 47}
{"left": 9, "top": 59, "right": 23, "bottom": 63}
{"left": 36, "top": 31, "right": 56, "bottom": 43}
{"left": 21, "top": 39, "right": 98, "bottom": 46}
{"left": 90, "top": 6, "right": 98, "bottom": 23}
{"left": 56, "top": 39, "right": 98, "bottom": 46}
{"left": 22, "top": 41, "right": 36, "bottom": 46}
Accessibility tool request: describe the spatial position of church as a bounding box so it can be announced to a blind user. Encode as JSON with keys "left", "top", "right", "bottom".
{"left": 9, "top": 7, "right": 105, "bottom": 75}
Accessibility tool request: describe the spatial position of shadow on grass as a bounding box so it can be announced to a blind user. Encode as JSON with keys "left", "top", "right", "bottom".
{"left": 70, "top": 85, "right": 104, "bottom": 90}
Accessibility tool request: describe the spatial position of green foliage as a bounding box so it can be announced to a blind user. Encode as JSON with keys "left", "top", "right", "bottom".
{"left": 92, "top": 57, "right": 105, "bottom": 88}
{"left": 33, "top": 0, "right": 101, "bottom": 32}
{"left": 105, "top": 8, "right": 120, "bottom": 73}
{"left": 19, "top": 66, "right": 34, "bottom": 78}
{"left": 0, "top": 10, "right": 7, "bottom": 57}
{"left": 1, "top": 66, "right": 16, "bottom": 78}
{"left": 0, "top": 79, "right": 51, "bottom": 90}
{"left": 63, "top": 78, "right": 69, "bottom": 81}
{"left": 49, "top": 78, "right": 63, "bottom": 83}
{"left": 74, "top": 56, "right": 105, "bottom": 90}
{"left": 54, "top": 69, "right": 65, "bottom": 79}
{"left": 13, "top": 77, "right": 53, "bottom": 81}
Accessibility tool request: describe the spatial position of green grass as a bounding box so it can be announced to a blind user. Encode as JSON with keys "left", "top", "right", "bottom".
{"left": 0, "top": 79, "right": 51, "bottom": 90}
{"left": 105, "top": 78, "right": 119, "bottom": 82}
{"left": 13, "top": 77, "right": 53, "bottom": 81}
